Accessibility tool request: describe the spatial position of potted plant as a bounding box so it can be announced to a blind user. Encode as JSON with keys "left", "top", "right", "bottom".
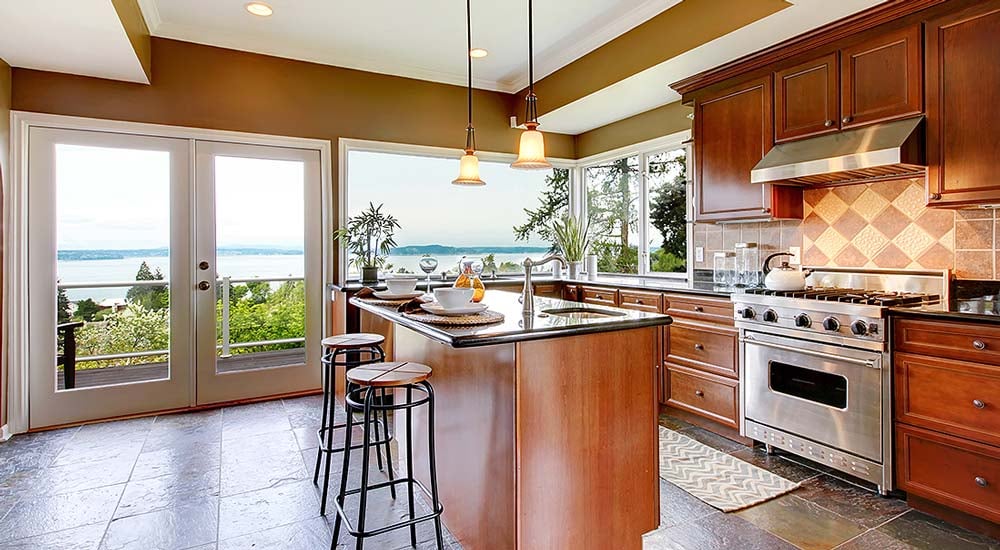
{"left": 335, "top": 202, "right": 401, "bottom": 284}
{"left": 552, "top": 215, "right": 590, "bottom": 279}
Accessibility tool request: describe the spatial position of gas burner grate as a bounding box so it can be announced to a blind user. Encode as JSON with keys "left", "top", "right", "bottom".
{"left": 742, "top": 287, "right": 939, "bottom": 307}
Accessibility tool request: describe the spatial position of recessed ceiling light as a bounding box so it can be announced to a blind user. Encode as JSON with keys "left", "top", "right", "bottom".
{"left": 245, "top": 2, "right": 273, "bottom": 17}
{"left": 470, "top": 48, "right": 488, "bottom": 58}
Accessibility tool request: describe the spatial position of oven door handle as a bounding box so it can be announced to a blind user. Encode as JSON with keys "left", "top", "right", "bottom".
{"left": 741, "top": 337, "right": 880, "bottom": 369}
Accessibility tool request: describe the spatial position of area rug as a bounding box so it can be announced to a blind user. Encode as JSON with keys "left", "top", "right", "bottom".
{"left": 658, "top": 426, "right": 800, "bottom": 512}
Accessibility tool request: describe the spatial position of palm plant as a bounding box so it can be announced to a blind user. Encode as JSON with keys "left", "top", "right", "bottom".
{"left": 552, "top": 215, "right": 591, "bottom": 263}
{"left": 335, "top": 203, "right": 401, "bottom": 280}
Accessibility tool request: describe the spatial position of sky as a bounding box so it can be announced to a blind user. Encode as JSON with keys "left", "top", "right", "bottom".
{"left": 55, "top": 144, "right": 304, "bottom": 251}
{"left": 347, "top": 150, "right": 556, "bottom": 248}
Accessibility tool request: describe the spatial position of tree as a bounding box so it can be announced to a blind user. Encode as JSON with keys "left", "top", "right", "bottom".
{"left": 57, "top": 288, "right": 71, "bottom": 324}
{"left": 75, "top": 304, "right": 170, "bottom": 368}
{"left": 75, "top": 298, "right": 103, "bottom": 322}
{"left": 648, "top": 151, "right": 688, "bottom": 273}
{"left": 586, "top": 158, "right": 639, "bottom": 273}
{"left": 126, "top": 261, "right": 168, "bottom": 310}
{"left": 513, "top": 168, "right": 570, "bottom": 247}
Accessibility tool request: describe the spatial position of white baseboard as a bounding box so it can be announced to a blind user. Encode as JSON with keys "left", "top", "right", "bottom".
{"left": 1, "top": 424, "right": 11, "bottom": 442}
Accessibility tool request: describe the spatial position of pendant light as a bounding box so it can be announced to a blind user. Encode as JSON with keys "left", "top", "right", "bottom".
{"left": 453, "top": 0, "right": 486, "bottom": 186}
{"left": 511, "top": 0, "right": 552, "bottom": 170}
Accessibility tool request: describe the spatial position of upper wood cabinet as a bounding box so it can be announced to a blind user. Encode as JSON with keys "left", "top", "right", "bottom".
{"left": 840, "top": 25, "right": 923, "bottom": 129}
{"left": 925, "top": 2, "right": 1000, "bottom": 207}
{"left": 694, "top": 76, "right": 802, "bottom": 222}
{"left": 774, "top": 53, "right": 840, "bottom": 143}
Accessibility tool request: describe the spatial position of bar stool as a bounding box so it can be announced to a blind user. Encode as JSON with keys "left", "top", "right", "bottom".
{"left": 332, "top": 361, "right": 444, "bottom": 550}
{"left": 314, "top": 334, "right": 395, "bottom": 516}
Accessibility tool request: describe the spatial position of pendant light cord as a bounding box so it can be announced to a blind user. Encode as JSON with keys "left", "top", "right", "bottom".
{"left": 528, "top": 0, "right": 534, "bottom": 95}
{"left": 465, "top": 0, "right": 476, "bottom": 152}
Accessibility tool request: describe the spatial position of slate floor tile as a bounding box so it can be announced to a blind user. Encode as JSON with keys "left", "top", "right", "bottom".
{"left": 794, "top": 474, "right": 909, "bottom": 528}
{"left": 677, "top": 427, "right": 746, "bottom": 453}
{"left": 728, "top": 446, "right": 823, "bottom": 483}
{"left": 833, "top": 529, "right": 920, "bottom": 550}
{"left": 0, "top": 522, "right": 107, "bottom": 550}
{"left": 220, "top": 429, "right": 298, "bottom": 459}
{"left": 658, "top": 479, "right": 716, "bottom": 529}
{"left": 100, "top": 498, "right": 219, "bottom": 550}
{"left": 130, "top": 443, "right": 221, "bottom": 482}
{"left": 218, "top": 516, "right": 331, "bottom": 550}
{"left": 643, "top": 511, "right": 797, "bottom": 550}
{"left": 114, "top": 469, "right": 220, "bottom": 519}
{"left": 876, "top": 510, "right": 1000, "bottom": 550}
{"left": 218, "top": 479, "right": 320, "bottom": 540}
{"left": 0, "top": 456, "right": 134, "bottom": 499}
{"left": 220, "top": 448, "right": 309, "bottom": 496}
{"left": 736, "top": 494, "right": 868, "bottom": 550}
{"left": 0, "top": 484, "right": 124, "bottom": 542}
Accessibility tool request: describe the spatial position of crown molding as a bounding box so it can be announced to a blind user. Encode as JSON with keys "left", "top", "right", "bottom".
{"left": 499, "top": 0, "right": 683, "bottom": 92}
{"left": 151, "top": 22, "right": 509, "bottom": 92}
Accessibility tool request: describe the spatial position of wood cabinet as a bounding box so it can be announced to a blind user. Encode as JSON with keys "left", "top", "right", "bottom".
{"left": 894, "top": 315, "right": 1000, "bottom": 526}
{"left": 561, "top": 284, "right": 580, "bottom": 302}
{"left": 925, "top": 1, "right": 1000, "bottom": 207}
{"left": 665, "top": 321, "right": 738, "bottom": 379}
{"left": 580, "top": 286, "right": 619, "bottom": 307}
{"left": 840, "top": 25, "right": 923, "bottom": 129}
{"left": 693, "top": 76, "right": 802, "bottom": 222}
{"left": 618, "top": 290, "right": 663, "bottom": 314}
{"left": 774, "top": 53, "right": 840, "bottom": 142}
{"left": 666, "top": 366, "right": 739, "bottom": 429}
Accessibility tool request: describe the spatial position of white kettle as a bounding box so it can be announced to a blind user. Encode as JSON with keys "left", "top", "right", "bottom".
{"left": 763, "top": 252, "right": 813, "bottom": 291}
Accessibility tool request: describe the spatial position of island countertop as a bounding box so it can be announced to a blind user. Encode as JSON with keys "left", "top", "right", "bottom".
{"left": 350, "top": 289, "right": 672, "bottom": 348}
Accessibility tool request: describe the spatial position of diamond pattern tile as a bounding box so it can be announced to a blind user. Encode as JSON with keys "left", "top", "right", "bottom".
{"left": 914, "top": 208, "right": 955, "bottom": 240}
{"left": 893, "top": 184, "right": 927, "bottom": 220}
{"left": 894, "top": 225, "right": 936, "bottom": 259}
{"left": 832, "top": 210, "right": 867, "bottom": 240}
{"left": 812, "top": 193, "right": 849, "bottom": 225}
{"left": 872, "top": 243, "right": 911, "bottom": 268}
{"left": 852, "top": 226, "right": 890, "bottom": 260}
{"left": 813, "top": 227, "right": 849, "bottom": 259}
{"left": 852, "top": 188, "right": 891, "bottom": 222}
{"left": 870, "top": 206, "right": 910, "bottom": 240}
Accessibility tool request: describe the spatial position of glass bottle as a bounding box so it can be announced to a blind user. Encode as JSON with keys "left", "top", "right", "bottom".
{"left": 454, "top": 258, "right": 486, "bottom": 302}
{"left": 734, "top": 242, "right": 760, "bottom": 288}
{"left": 713, "top": 252, "right": 736, "bottom": 289}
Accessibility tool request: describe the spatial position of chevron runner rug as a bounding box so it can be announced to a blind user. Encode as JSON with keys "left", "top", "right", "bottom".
{"left": 658, "top": 427, "right": 800, "bottom": 512}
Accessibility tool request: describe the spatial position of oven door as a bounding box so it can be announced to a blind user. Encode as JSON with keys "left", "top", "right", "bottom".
{"left": 743, "top": 331, "right": 884, "bottom": 462}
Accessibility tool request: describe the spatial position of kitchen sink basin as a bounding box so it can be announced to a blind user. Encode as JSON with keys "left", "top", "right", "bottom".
{"left": 541, "top": 307, "right": 627, "bottom": 319}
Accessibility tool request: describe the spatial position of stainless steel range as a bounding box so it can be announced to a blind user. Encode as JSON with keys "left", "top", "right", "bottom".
{"left": 733, "top": 268, "right": 949, "bottom": 495}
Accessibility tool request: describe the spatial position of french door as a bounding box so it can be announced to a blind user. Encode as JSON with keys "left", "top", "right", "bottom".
{"left": 26, "top": 128, "right": 323, "bottom": 429}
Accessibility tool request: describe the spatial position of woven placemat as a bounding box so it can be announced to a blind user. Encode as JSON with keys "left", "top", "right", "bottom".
{"left": 401, "top": 310, "right": 505, "bottom": 326}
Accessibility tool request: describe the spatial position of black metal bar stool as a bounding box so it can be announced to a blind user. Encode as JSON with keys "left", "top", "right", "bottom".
{"left": 332, "top": 361, "right": 444, "bottom": 550}
{"left": 314, "top": 333, "right": 395, "bottom": 515}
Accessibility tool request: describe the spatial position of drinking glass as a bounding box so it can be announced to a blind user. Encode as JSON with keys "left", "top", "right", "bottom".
{"left": 419, "top": 257, "right": 439, "bottom": 293}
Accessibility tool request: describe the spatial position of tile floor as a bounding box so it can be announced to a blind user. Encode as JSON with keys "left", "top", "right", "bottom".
{"left": 0, "top": 400, "right": 997, "bottom": 549}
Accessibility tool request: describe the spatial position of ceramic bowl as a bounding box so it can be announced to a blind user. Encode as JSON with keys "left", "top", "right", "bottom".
{"left": 386, "top": 277, "right": 418, "bottom": 294}
{"left": 434, "top": 287, "right": 474, "bottom": 310}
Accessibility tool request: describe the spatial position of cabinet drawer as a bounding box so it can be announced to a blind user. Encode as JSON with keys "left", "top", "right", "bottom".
{"left": 667, "top": 366, "right": 739, "bottom": 429}
{"left": 664, "top": 294, "right": 734, "bottom": 325}
{"left": 895, "top": 353, "right": 1000, "bottom": 447}
{"left": 619, "top": 290, "right": 663, "bottom": 313}
{"left": 666, "top": 321, "right": 738, "bottom": 378}
{"left": 561, "top": 284, "right": 580, "bottom": 302}
{"left": 895, "top": 318, "right": 1000, "bottom": 366}
{"left": 580, "top": 286, "right": 618, "bottom": 307}
{"left": 897, "top": 424, "right": 1000, "bottom": 524}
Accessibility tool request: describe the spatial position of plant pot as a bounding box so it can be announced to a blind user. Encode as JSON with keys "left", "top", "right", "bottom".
{"left": 586, "top": 255, "right": 599, "bottom": 281}
{"left": 568, "top": 261, "right": 584, "bottom": 280}
{"left": 551, "top": 262, "right": 563, "bottom": 279}
{"left": 360, "top": 266, "right": 379, "bottom": 284}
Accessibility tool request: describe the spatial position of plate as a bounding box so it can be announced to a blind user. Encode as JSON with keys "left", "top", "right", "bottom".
{"left": 373, "top": 290, "right": 424, "bottom": 300}
{"left": 420, "top": 303, "right": 489, "bottom": 317}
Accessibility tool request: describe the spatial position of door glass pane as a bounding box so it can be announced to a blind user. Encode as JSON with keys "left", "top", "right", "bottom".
{"left": 55, "top": 144, "right": 171, "bottom": 390}
{"left": 769, "top": 361, "right": 847, "bottom": 409}
{"left": 585, "top": 156, "right": 640, "bottom": 274}
{"left": 213, "top": 156, "right": 306, "bottom": 373}
{"left": 647, "top": 149, "right": 688, "bottom": 274}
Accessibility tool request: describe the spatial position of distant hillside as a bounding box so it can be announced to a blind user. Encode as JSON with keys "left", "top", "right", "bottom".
{"left": 389, "top": 245, "right": 551, "bottom": 255}
{"left": 58, "top": 247, "right": 304, "bottom": 261}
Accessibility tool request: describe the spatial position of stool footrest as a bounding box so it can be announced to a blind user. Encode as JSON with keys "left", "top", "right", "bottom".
{"left": 316, "top": 421, "right": 390, "bottom": 453}
{"left": 332, "top": 476, "right": 444, "bottom": 539}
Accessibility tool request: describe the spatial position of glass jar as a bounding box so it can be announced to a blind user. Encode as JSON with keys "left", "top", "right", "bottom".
{"left": 735, "top": 242, "right": 760, "bottom": 288}
{"left": 454, "top": 258, "right": 486, "bottom": 302}
{"left": 713, "top": 252, "right": 736, "bottom": 289}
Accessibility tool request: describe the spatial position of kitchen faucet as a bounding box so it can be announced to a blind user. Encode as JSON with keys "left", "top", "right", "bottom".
{"left": 521, "top": 255, "right": 569, "bottom": 315}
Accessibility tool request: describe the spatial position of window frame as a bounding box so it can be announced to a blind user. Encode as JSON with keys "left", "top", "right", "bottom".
{"left": 337, "top": 138, "right": 578, "bottom": 285}
{"left": 576, "top": 130, "right": 693, "bottom": 280}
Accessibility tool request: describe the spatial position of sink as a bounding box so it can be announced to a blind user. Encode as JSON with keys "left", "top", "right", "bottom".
{"left": 541, "top": 307, "right": 627, "bottom": 319}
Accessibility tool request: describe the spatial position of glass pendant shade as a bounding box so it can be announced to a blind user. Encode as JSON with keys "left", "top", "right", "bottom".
{"left": 511, "top": 127, "right": 552, "bottom": 170}
{"left": 453, "top": 153, "right": 486, "bottom": 186}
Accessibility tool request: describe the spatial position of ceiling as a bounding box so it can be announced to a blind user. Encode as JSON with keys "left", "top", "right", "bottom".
{"left": 139, "top": 0, "right": 682, "bottom": 93}
{"left": 0, "top": 0, "right": 149, "bottom": 83}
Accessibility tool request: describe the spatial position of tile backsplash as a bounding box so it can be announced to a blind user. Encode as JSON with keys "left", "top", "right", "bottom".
{"left": 692, "top": 178, "right": 1000, "bottom": 279}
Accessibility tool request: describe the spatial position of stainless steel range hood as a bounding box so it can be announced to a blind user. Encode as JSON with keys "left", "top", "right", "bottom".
{"left": 751, "top": 116, "right": 925, "bottom": 186}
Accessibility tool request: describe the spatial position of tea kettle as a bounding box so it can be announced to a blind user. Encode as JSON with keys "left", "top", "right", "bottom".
{"left": 762, "top": 252, "right": 813, "bottom": 291}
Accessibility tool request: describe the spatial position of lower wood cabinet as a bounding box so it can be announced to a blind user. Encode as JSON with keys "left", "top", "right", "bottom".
{"left": 665, "top": 320, "right": 738, "bottom": 378}
{"left": 580, "top": 285, "right": 619, "bottom": 307}
{"left": 666, "top": 365, "right": 739, "bottom": 430}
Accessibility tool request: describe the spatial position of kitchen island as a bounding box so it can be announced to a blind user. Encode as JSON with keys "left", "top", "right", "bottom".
{"left": 350, "top": 290, "right": 672, "bottom": 549}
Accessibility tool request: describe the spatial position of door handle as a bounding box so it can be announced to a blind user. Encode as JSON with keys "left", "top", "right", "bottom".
{"left": 741, "top": 337, "right": 878, "bottom": 369}
{"left": 198, "top": 281, "right": 212, "bottom": 291}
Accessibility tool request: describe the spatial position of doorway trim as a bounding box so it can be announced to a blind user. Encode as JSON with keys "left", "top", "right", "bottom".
{"left": 5, "top": 111, "right": 334, "bottom": 434}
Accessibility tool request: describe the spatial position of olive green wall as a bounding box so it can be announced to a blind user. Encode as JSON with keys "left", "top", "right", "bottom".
{"left": 574, "top": 101, "right": 692, "bottom": 159}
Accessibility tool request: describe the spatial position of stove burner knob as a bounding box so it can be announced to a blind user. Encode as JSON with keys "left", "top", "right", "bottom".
{"left": 794, "top": 314, "right": 811, "bottom": 328}
{"left": 851, "top": 320, "right": 870, "bottom": 336}
{"left": 762, "top": 309, "right": 779, "bottom": 323}
{"left": 738, "top": 307, "right": 756, "bottom": 320}
{"left": 822, "top": 317, "right": 841, "bottom": 331}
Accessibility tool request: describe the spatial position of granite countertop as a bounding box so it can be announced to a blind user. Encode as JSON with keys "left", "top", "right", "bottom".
{"left": 350, "top": 289, "right": 673, "bottom": 348}
{"left": 890, "top": 301, "right": 1000, "bottom": 324}
{"left": 331, "top": 274, "right": 733, "bottom": 298}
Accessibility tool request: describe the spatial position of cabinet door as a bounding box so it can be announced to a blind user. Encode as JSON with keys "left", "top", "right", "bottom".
{"left": 694, "top": 77, "right": 778, "bottom": 222}
{"left": 925, "top": 2, "right": 1000, "bottom": 207}
{"left": 840, "top": 25, "right": 922, "bottom": 129}
{"left": 774, "top": 53, "right": 840, "bottom": 142}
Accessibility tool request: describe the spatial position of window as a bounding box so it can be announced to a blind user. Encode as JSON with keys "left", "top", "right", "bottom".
{"left": 345, "top": 148, "right": 570, "bottom": 278}
{"left": 583, "top": 144, "right": 689, "bottom": 277}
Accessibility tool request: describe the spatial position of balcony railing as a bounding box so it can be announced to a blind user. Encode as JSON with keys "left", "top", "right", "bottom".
{"left": 57, "top": 276, "right": 305, "bottom": 388}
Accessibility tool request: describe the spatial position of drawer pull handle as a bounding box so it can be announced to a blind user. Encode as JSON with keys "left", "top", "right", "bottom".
{"left": 695, "top": 390, "right": 705, "bottom": 397}
{"left": 636, "top": 299, "right": 643, "bottom": 304}
{"left": 694, "top": 306, "right": 704, "bottom": 312}
{"left": 976, "top": 477, "right": 989, "bottom": 488}
{"left": 974, "top": 399, "right": 986, "bottom": 409}
{"left": 694, "top": 343, "right": 705, "bottom": 351}
{"left": 595, "top": 295, "right": 602, "bottom": 300}
{"left": 973, "top": 340, "right": 987, "bottom": 350}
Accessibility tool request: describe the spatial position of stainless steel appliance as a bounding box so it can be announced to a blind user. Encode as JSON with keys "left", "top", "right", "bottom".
{"left": 733, "top": 268, "right": 948, "bottom": 494}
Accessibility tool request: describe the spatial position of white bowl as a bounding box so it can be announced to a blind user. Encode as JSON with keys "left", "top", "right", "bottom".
{"left": 434, "top": 287, "right": 474, "bottom": 310}
{"left": 386, "top": 277, "right": 418, "bottom": 294}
